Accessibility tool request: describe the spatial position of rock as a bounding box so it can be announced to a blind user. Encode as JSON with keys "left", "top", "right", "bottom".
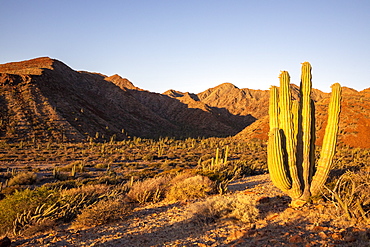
{"left": 343, "top": 235, "right": 357, "bottom": 243}
{"left": 331, "top": 232, "right": 343, "bottom": 240}
{"left": 289, "top": 235, "right": 304, "bottom": 243}
{"left": 313, "top": 226, "right": 328, "bottom": 232}
{"left": 0, "top": 236, "right": 11, "bottom": 247}
{"left": 227, "top": 230, "right": 248, "bottom": 241}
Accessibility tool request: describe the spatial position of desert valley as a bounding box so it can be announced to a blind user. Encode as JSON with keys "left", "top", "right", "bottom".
{"left": 0, "top": 57, "right": 369, "bottom": 246}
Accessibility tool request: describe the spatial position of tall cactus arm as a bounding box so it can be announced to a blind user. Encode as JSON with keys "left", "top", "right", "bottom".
{"left": 300, "top": 62, "right": 313, "bottom": 200}
{"left": 278, "top": 71, "right": 302, "bottom": 198}
{"left": 269, "top": 86, "right": 279, "bottom": 130}
{"left": 310, "top": 83, "right": 342, "bottom": 196}
{"left": 268, "top": 128, "right": 292, "bottom": 192}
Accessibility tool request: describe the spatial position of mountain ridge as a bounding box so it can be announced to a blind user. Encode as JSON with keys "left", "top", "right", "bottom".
{"left": 1, "top": 57, "right": 369, "bottom": 148}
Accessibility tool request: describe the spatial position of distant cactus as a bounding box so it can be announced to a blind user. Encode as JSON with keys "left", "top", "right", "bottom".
{"left": 268, "top": 62, "right": 341, "bottom": 206}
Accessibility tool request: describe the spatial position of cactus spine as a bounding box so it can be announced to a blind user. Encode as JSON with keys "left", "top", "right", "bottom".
{"left": 268, "top": 62, "right": 341, "bottom": 206}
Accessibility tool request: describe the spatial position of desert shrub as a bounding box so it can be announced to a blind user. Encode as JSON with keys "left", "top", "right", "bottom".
{"left": 165, "top": 174, "right": 215, "bottom": 202}
{"left": 324, "top": 170, "right": 370, "bottom": 222}
{"left": 141, "top": 153, "right": 154, "bottom": 162}
{"left": 22, "top": 219, "right": 57, "bottom": 237}
{"left": 72, "top": 196, "right": 132, "bottom": 228}
{"left": 124, "top": 168, "right": 158, "bottom": 180}
{"left": 93, "top": 175, "right": 125, "bottom": 185}
{"left": 7, "top": 171, "right": 37, "bottom": 186}
{"left": 61, "top": 184, "right": 110, "bottom": 198}
{"left": 0, "top": 187, "right": 58, "bottom": 235}
{"left": 187, "top": 193, "right": 259, "bottom": 224}
{"left": 15, "top": 184, "right": 128, "bottom": 235}
{"left": 127, "top": 176, "right": 170, "bottom": 204}
{"left": 95, "top": 162, "right": 110, "bottom": 169}
{"left": 59, "top": 161, "right": 86, "bottom": 172}
{"left": 43, "top": 179, "right": 82, "bottom": 190}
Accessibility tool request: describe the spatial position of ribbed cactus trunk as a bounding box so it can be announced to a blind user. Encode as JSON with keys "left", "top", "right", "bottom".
{"left": 268, "top": 62, "right": 341, "bottom": 207}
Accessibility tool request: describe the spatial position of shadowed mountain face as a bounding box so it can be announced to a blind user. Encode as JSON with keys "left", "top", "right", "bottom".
{"left": 1, "top": 57, "right": 368, "bottom": 148}
{"left": 0, "top": 57, "right": 256, "bottom": 142}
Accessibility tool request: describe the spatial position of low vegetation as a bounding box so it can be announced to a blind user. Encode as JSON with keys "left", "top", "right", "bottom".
{"left": 0, "top": 137, "right": 368, "bottom": 241}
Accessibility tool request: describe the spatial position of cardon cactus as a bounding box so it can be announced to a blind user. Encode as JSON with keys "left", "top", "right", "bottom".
{"left": 268, "top": 62, "right": 341, "bottom": 207}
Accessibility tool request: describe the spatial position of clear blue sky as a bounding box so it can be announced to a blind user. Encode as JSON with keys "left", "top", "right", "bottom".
{"left": 1, "top": 0, "right": 369, "bottom": 93}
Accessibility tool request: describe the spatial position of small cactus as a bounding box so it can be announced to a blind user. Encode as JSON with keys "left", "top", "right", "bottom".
{"left": 268, "top": 62, "right": 341, "bottom": 206}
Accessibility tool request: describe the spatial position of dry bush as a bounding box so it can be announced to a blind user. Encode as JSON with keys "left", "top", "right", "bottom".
{"left": 187, "top": 193, "right": 259, "bottom": 224}
{"left": 165, "top": 174, "right": 215, "bottom": 202}
{"left": 59, "top": 161, "right": 86, "bottom": 172}
{"left": 60, "top": 184, "right": 110, "bottom": 198}
{"left": 127, "top": 176, "right": 171, "bottom": 204}
{"left": 324, "top": 170, "right": 370, "bottom": 223}
{"left": 168, "top": 170, "right": 197, "bottom": 184}
{"left": 72, "top": 196, "right": 132, "bottom": 228}
{"left": 7, "top": 171, "right": 37, "bottom": 186}
{"left": 22, "top": 219, "right": 57, "bottom": 237}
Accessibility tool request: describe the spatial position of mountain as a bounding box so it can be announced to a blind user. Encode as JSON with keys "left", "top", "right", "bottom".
{"left": 0, "top": 57, "right": 255, "bottom": 142}
{"left": 236, "top": 86, "right": 370, "bottom": 149}
{"left": 1, "top": 57, "right": 369, "bottom": 148}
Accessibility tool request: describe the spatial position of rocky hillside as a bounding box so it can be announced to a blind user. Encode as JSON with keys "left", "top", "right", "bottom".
{"left": 236, "top": 86, "right": 370, "bottom": 149}
{"left": 0, "top": 57, "right": 256, "bottom": 142}
{"left": 1, "top": 57, "right": 369, "bottom": 148}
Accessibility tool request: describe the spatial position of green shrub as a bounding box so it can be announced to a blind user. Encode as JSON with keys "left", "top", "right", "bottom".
{"left": 0, "top": 187, "right": 57, "bottom": 235}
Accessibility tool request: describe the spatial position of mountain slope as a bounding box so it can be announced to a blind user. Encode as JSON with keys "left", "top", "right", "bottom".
{"left": 0, "top": 57, "right": 181, "bottom": 141}
{"left": 236, "top": 87, "right": 370, "bottom": 149}
{"left": 1, "top": 57, "right": 368, "bottom": 148}
{"left": 0, "top": 57, "right": 255, "bottom": 142}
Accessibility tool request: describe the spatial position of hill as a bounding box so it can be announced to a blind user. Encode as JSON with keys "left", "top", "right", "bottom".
{"left": 1, "top": 57, "right": 369, "bottom": 148}
{"left": 0, "top": 57, "right": 255, "bottom": 142}
{"left": 236, "top": 86, "right": 370, "bottom": 149}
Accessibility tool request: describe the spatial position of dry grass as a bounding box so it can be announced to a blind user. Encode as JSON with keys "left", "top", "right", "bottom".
{"left": 60, "top": 184, "right": 111, "bottom": 198}
{"left": 7, "top": 172, "right": 37, "bottom": 186}
{"left": 72, "top": 196, "right": 132, "bottom": 229}
{"left": 127, "top": 176, "right": 171, "bottom": 204}
{"left": 187, "top": 193, "right": 259, "bottom": 224}
{"left": 0, "top": 138, "right": 369, "bottom": 240}
{"left": 166, "top": 174, "right": 215, "bottom": 202}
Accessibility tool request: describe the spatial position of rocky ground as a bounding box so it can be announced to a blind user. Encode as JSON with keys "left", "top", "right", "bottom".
{"left": 10, "top": 174, "right": 370, "bottom": 246}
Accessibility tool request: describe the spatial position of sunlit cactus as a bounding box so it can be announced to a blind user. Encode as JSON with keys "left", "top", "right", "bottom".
{"left": 268, "top": 62, "right": 342, "bottom": 206}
